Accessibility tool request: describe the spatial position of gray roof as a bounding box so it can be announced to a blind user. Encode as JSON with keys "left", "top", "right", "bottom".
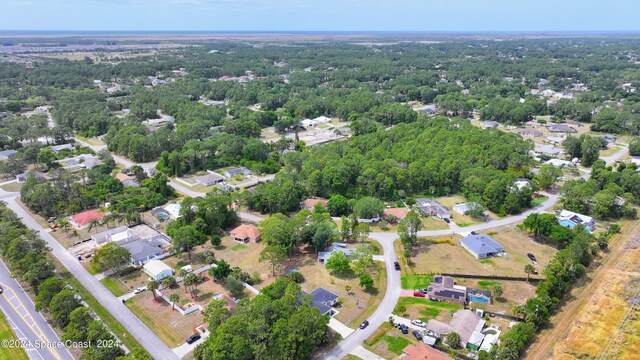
{"left": 226, "top": 167, "right": 251, "bottom": 176}
{"left": 0, "top": 149, "right": 17, "bottom": 159}
{"left": 197, "top": 173, "right": 224, "bottom": 185}
{"left": 318, "top": 243, "right": 354, "bottom": 261}
{"left": 121, "top": 238, "right": 165, "bottom": 263}
{"left": 51, "top": 144, "right": 73, "bottom": 152}
{"left": 546, "top": 124, "right": 575, "bottom": 132}
{"left": 122, "top": 179, "right": 139, "bottom": 187}
{"left": 461, "top": 234, "right": 504, "bottom": 256}
{"left": 305, "top": 288, "right": 339, "bottom": 315}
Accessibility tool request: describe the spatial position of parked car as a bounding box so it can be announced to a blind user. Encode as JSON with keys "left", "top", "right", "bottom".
{"left": 443, "top": 218, "right": 451, "bottom": 223}
{"left": 412, "top": 330, "right": 423, "bottom": 340}
{"left": 0, "top": 285, "right": 3, "bottom": 294}
{"left": 47, "top": 216, "right": 57, "bottom": 223}
{"left": 400, "top": 324, "right": 409, "bottom": 334}
{"left": 527, "top": 253, "right": 537, "bottom": 262}
{"left": 359, "top": 320, "right": 369, "bottom": 329}
{"left": 394, "top": 261, "right": 401, "bottom": 271}
{"left": 134, "top": 287, "right": 146, "bottom": 294}
{"left": 417, "top": 288, "right": 428, "bottom": 294}
{"left": 411, "top": 319, "right": 427, "bottom": 328}
{"left": 186, "top": 334, "right": 201, "bottom": 344}
{"left": 413, "top": 291, "right": 426, "bottom": 297}
{"left": 470, "top": 231, "right": 478, "bottom": 235}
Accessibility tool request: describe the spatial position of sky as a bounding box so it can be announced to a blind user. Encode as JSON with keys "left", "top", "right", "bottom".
{"left": 0, "top": 0, "right": 639, "bottom": 32}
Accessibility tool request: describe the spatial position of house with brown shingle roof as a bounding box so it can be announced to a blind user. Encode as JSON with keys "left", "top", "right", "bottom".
{"left": 300, "top": 198, "right": 328, "bottom": 210}
{"left": 383, "top": 207, "right": 409, "bottom": 220}
{"left": 394, "top": 343, "right": 451, "bottom": 360}
{"left": 230, "top": 224, "right": 261, "bottom": 243}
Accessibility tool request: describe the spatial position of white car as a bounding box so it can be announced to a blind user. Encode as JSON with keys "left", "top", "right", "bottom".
{"left": 134, "top": 287, "right": 146, "bottom": 294}
{"left": 411, "top": 319, "right": 427, "bottom": 328}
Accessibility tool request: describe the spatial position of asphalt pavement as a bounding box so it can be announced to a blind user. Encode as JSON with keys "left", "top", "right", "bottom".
{"left": 0, "top": 260, "right": 75, "bottom": 360}
{"left": 0, "top": 193, "right": 178, "bottom": 360}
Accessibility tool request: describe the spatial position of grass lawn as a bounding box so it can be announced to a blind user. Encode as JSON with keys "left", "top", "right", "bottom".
{"left": 55, "top": 264, "right": 149, "bottom": 357}
{"left": 400, "top": 274, "right": 433, "bottom": 290}
{"left": 75, "top": 135, "right": 105, "bottom": 146}
{"left": 531, "top": 196, "right": 548, "bottom": 207}
{"left": 408, "top": 224, "right": 557, "bottom": 277}
{"left": 364, "top": 322, "right": 417, "bottom": 359}
{"left": 287, "top": 244, "right": 387, "bottom": 328}
{"left": 600, "top": 145, "right": 621, "bottom": 157}
{"left": 421, "top": 217, "right": 449, "bottom": 230}
{"left": 395, "top": 297, "right": 463, "bottom": 322}
{"left": 101, "top": 269, "right": 149, "bottom": 297}
{"left": 101, "top": 277, "right": 129, "bottom": 297}
{"left": 477, "top": 280, "right": 502, "bottom": 290}
{"left": 343, "top": 355, "right": 363, "bottom": 360}
{"left": 231, "top": 243, "right": 248, "bottom": 251}
{"left": 0, "top": 181, "right": 22, "bottom": 192}
{"left": 0, "top": 311, "right": 29, "bottom": 360}
{"left": 125, "top": 291, "right": 205, "bottom": 348}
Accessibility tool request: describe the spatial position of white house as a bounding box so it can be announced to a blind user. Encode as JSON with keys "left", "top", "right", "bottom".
{"left": 301, "top": 119, "right": 316, "bottom": 128}
{"left": 513, "top": 178, "right": 531, "bottom": 191}
{"left": 557, "top": 210, "right": 595, "bottom": 231}
{"left": 313, "top": 116, "right": 332, "bottom": 124}
{"left": 544, "top": 159, "right": 572, "bottom": 168}
{"left": 164, "top": 203, "right": 182, "bottom": 220}
{"left": 143, "top": 260, "right": 173, "bottom": 281}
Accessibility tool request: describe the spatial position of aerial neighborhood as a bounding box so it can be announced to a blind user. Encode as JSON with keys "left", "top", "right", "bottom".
{"left": 0, "top": 24, "right": 638, "bottom": 360}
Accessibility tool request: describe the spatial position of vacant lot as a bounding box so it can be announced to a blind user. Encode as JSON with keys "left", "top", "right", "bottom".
{"left": 409, "top": 224, "right": 556, "bottom": 277}
{"left": 101, "top": 268, "right": 149, "bottom": 296}
{"left": 286, "top": 244, "right": 387, "bottom": 327}
{"left": 126, "top": 290, "right": 205, "bottom": 348}
{"left": 0, "top": 312, "right": 28, "bottom": 360}
{"left": 207, "top": 235, "right": 274, "bottom": 288}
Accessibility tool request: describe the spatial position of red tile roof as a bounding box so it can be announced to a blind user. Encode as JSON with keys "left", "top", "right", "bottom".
{"left": 230, "top": 224, "right": 261, "bottom": 241}
{"left": 115, "top": 173, "right": 130, "bottom": 181}
{"left": 70, "top": 209, "right": 105, "bottom": 226}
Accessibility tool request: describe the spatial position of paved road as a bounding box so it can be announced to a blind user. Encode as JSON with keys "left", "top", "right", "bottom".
{"left": 0, "top": 260, "right": 75, "bottom": 360}
{"left": 324, "top": 233, "right": 401, "bottom": 359}
{"left": 0, "top": 193, "right": 178, "bottom": 360}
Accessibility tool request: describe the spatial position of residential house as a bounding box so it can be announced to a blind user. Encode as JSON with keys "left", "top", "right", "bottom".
{"left": 300, "top": 198, "right": 328, "bottom": 210}
{"left": 516, "top": 129, "right": 543, "bottom": 137}
{"left": 69, "top": 209, "right": 106, "bottom": 230}
{"left": 51, "top": 144, "right": 74, "bottom": 153}
{"left": 302, "top": 287, "right": 339, "bottom": 316}
{"left": 460, "top": 234, "right": 504, "bottom": 259}
{"left": 546, "top": 124, "right": 577, "bottom": 133}
{"left": 416, "top": 199, "right": 450, "bottom": 220}
{"left": 164, "top": 203, "right": 182, "bottom": 220}
{"left": 545, "top": 135, "right": 566, "bottom": 145}
{"left": 230, "top": 224, "right": 261, "bottom": 242}
{"left": 426, "top": 275, "right": 466, "bottom": 305}
{"left": 143, "top": 260, "right": 174, "bottom": 281}
{"left": 318, "top": 243, "right": 353, "bottom": 263}
{"left": 122, "top": 179, "right": 139, "bottom": 187}
{"left": 383, "top": 207, "right": 410, "bottom": 220}
{"left": 57, "top": 154, "right": 102, "bottom": 170}
{"left": 480, "top": 120, "right": 500, "bottom": 129}
{"left": 224, "top": 167, "right": 251, "bottom": 178}
{"left": 544, "top": 159, "right": 572, "bottom": 168}
{"left": 513, "top": 178, "right": 531, "bottom": 191}
{"left": 121, "top": 237, "right": 167, "bottom": 265}
{"left": 0, "top": 149, "right": 17, "bottom": 161}
{"left": 534, "top": 146, "right": 562, "bottom": 157}
{"left": 427, "top": 309, "right": 486, "bottom": 350}
{"left": 557, "top": 210, "right": 595, "bottom": 231}
{"left": 523, "top": 120, "right": 540, "bottom": 128}
{"left": 92, "top": 226, "right": 132, "bottom": 245}
{"left": 393, "top": 343, "right": 451, "bottom": 360}
{"left": 115, "top": 173, "right": 131, "bottom": 182}
{"left": 452, "top": 202, "right": 480, "bottom": 216}
{"left": 313, "top": 116, "right": 332, "bottom": 124}
{"left": 15, "top": 171, "right": 45, "bottom": 183}
{"left": 602, "top": 135, "right": 616, "bottom": 144}
{"left": 301, "top": 119, "right": 316, "bottom": 128}
{"left": 196, "top": 173, "right": 225, "bottom": 186}
{"left": 424, "top": 108, "right": 436, "bottom": 115}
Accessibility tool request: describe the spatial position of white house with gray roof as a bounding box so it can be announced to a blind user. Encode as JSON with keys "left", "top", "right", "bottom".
{"left": 461, "top": 234, "right": 504, "bottom": 259}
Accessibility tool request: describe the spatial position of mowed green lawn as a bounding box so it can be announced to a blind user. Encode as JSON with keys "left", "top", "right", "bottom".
{"left": 396, "top": 297, "right": 463, "bottom": 321}
{"left": 0, "top": 312, "right": 28, "bottom": 360}
{"left": 400, "top": 274, "right": 433, "bottom": 290}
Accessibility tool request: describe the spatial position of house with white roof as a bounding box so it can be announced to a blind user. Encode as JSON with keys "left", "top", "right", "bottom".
{"left": 313, "top": 116, "right": 332, "bottom": 124}
{"left": 143, "top": 260, "right": 174, "bottom": 281}
{"left": 301, "top": 119, "right": 316, "bottom": 128}
{"left": 164, "top": 203, "right": 182, "bottom": 220}
{"left": 557, "top": 210, "right": 595, "bottom": 231}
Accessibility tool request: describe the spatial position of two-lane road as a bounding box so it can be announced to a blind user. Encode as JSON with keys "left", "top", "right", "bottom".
{"left": 0, "top": 260, "right": 74, "bottom": 360}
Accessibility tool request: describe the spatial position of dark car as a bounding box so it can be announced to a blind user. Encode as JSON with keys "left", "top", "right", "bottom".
{"left": 186, "top": 334, "right": 201, "bottom": 344}
{"left": 0, "top": 285, "right": 3, "bottom": 294}
{"left": 394, "top": 261, "right": 401, "bottom": 271}
{"left": 470, "top": 231, "right": 478, "bottom": 235}
{"left": 527, "top": 253, "right": 537, "bottom": 262}
{"left": 359, "top": 320, "right": 369, "bottom": 329}
{"left": 400, "top": 324, "right": 409, "bottom": 334}
{"left": 443, "top": 218, "right": 451, "bottom": 223}
{"left": 412, "top": 330, "right": 423, "bottom": 340}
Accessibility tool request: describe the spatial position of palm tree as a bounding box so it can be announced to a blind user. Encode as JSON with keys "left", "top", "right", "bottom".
{"left": 169, "top": 293, "right": 180, "bottom": 310}
{"left": 184, "top": 273, "right": 199, "bottom": 298}
{"left": 87, "top": 217, "right": 101, "bottom": 234}
{"left": 524, "top": 264, "right": 536, "bottom": 283}
{"left": 148, "top": 280, "right": 160, "bottom": 302}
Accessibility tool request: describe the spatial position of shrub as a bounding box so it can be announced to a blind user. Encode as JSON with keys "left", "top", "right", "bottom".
{"left": 286, "top": 271, "right": 305, "bottom": 283}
